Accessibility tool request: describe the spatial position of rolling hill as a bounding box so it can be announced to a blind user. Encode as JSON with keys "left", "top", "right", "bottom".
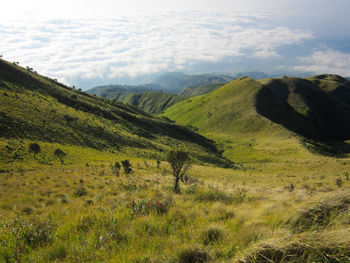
{"left": 0, "top": 58, "right": 230, "bottom": 166}
{"left": 87, "top": 82, "right": 226, "bottom": 114}
{"left": 164, "top": 75, "right": 350, "bottom": 157}
{"left": 178, "top": 82, "right": 225, "bottom": 98}
{"left": 118, "top": 91, "right": 184, "bottom": 114}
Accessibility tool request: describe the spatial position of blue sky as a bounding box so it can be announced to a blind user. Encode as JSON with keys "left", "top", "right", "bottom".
{"left": 1, "top": 0, "right": 350, "bottom": 89}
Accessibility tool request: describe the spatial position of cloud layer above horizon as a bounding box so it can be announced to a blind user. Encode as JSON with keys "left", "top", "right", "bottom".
{"left": 2, "top": 1, "right": 350, "bottom": 89}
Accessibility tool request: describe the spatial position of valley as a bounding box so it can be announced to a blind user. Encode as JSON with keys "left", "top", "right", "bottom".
{"left": 0, "top": 58, "right": 350, "bottom": 262}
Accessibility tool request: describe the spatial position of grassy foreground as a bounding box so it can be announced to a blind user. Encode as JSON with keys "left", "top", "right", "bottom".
{"left": 1, "top": 140, "right": 350, "bottom": 262}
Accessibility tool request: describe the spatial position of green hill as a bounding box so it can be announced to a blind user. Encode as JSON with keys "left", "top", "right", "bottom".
{"left": 178, "top": 82, "right": 225, "bottom": 98}
{"left": 87, "top": 83, "right": 226, "bottom": 114}
{"left": 0, "top": 59, "right": 229, "bottom": 166}
{"left": 164, "top": 75, "right": 350, "bottom": 159}
{"left": 164, "top": 77, "right": 288, "bottom": 136}
{"left": 86, "top": 84, "right": 150, "bottom": 99}
{"left": 257, "top": 75, "right": 350, "bottom": 141}
{"left": 120, "top": 91, "right": 184, "bottom": 114}
{"left": 165, "top": 75, "right": 350, "bottom": 140}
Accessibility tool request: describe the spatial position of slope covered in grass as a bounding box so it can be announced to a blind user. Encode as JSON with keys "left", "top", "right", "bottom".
{"left": 88, "top": 82, "right": 226, "bottom": 114}
{"left": 164, "top": 77, "right": 289, "bottom": 137}
{"left": 1, "top": 152, "right": 349, "bottom": 262}
{"left": 119, "top": 91, "right": 184, "bottom": 114}
{"left": 164, "top": 75, "right": 350, "bottom": 161}
{"left": 178, "top": 82, "right": 225, "bottom": 98}
{"left": 0, "top": 59, "right": 229, "bottom": 166}
{"left": 257, "top": 75, "right": 350, "bottom": 141}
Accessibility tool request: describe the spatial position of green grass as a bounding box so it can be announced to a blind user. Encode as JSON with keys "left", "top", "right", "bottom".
{"left": 0, "top": 153, "right": 349, "bottom": 262}
{"left": 1, "top": 60, "right": 350, "bottom": 262}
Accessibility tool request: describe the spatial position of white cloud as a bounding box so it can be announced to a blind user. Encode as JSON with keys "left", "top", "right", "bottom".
{"left": 0, "top": 10, "right": 314, "bottom": 87}
{"left": 294, "top": 49, "right": 350, "bottom": 77}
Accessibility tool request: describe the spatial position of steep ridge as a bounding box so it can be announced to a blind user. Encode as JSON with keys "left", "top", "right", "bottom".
{"left": 258, "top": 75, "right": 350, "bottom": 141}
{"left": 164, "top": 75, "right": 350, "bottom": 155}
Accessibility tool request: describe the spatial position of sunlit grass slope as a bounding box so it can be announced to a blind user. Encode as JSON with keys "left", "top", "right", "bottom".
{"left": 0, "top": 156, "right": 349, "bottom": 262}
{"left": 164, "top": 77, "right": 289, "bottom": 137}
{"left": 0, "top": 58, "right": 229, "bottom": 166}
{"left": 164, "top": 75, "right": 350, "bottom": 161}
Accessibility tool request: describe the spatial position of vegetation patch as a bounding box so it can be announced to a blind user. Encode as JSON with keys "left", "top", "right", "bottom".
{"left": 177, "top": 247, "right": 210, "bottom": 263}
{"left": 239, "top": 238, "right": 350, "bottom": 263}
{"left": 293, "top": 193, "right": 350, "bottom": 232}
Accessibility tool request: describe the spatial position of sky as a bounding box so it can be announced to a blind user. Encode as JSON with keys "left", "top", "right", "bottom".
{"left": 1, "top": 0, "right": 350, "bottom": 89}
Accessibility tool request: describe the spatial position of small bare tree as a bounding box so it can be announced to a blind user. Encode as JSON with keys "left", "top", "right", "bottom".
{"left": 167, "top": 150, "right": 189, "bottom": 194}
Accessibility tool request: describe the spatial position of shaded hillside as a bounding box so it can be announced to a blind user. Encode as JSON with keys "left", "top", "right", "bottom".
{"left": 0, "top": 59, "right": 230, "bottom": 165}
{"left": 164, "top": 75, "right": 350, "bottom": 142}
{"left": 257, "top": 75, "right": 350, "bottom": 141}
{"left": 121, "top": 91, "right": 184, "bottom": 114}
{"left": 86, "top": 84, "right": 151, "bottom": 100}
{"left": 88, "top": 83, "right": 226, "bottom": 114}
{"left": 178, "top": 83, "right": 225, "bottom": 98}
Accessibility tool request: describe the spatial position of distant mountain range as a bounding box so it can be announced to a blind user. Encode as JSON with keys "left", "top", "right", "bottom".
{"left": 86, "top": 71, "right": 270, "bottom": 113}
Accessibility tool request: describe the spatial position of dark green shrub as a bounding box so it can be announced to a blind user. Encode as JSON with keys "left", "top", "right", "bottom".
{"left": 201, "top": 227, "right": 223, "bottom": 245}
{"left": 177, "top": 248, "right": 209, "bottom": 263}
{"left": 74, "top": 186, "right": 88, "bottom": 197}
{"left": 122, "top": 160, "right": 132, "bottom": 175}
{"left": 21, "top": 207, "right": 33, "bottom": 215}
{"left": 336, "top": 178, "right": 343, "bottom": 188}
{"left": 28, "top": 143, "right": 41, "bottom": 158}
{"left": 111, "top": 162, "right": 121, "bottom": 176}
{"left": 54, "top": 148, "right": 66, "bottom": 164}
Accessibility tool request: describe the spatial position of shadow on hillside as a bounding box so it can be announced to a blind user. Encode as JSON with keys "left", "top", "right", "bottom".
{"left": 255, "top": 79, "right": 350, "bottom": 156}
{"left": 255, "top": 78, "right": 350, "bottom": 142}
{"left": 301, "top": 139, "right": 350, "bottom": 157}
{"left": 255, "top": 81, "right": 319, "bottom": 140}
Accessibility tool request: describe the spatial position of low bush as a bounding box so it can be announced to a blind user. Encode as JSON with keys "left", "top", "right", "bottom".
{"left": 128, "top": 197, "right": 172, "bottom": 218}
{"left": 177, "top": 247, "right": 209, "bottom": 263}
{"left": 201, "top": 227, "right": 223, "bottom": 245}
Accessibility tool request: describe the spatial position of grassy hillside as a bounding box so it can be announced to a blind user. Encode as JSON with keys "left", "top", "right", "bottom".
{"left": 164, "top": 77, "right": 289, "bottom": 137}
{"left": 1, "top": 60, "right": 350, "bottom": 262}
{"left": 257, "top": 75, "right": 350, "bottom": 141}
{"left": 178, "top": 83, "right": 225, "bottom": 98}
{"left": 88, "top": 83, "right": 226, "bottom": 114}
{"left": 0, "top": 146, "right": 349, "bottom": 262}
{"left": 86, "top": 84, "right": 151, "bottom": 100}
{"left": 164, "top": 75, "right": 350, "bottom": 161}
{"left": 0, "top": 59, "right": 230, "bottom": 166}
{"left": 121, "top": 91, "right": 184, "bottom": 114}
